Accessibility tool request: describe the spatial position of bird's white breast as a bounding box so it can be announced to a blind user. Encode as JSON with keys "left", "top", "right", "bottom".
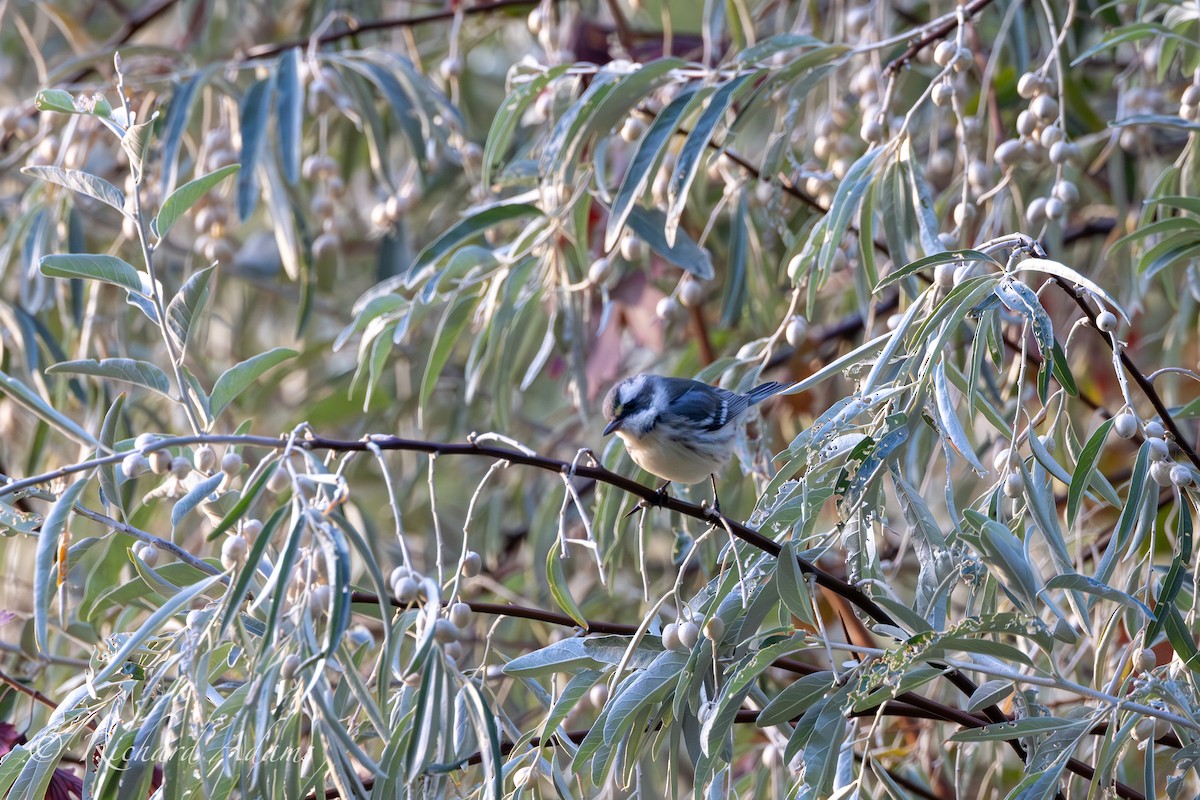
{"left": 616, "top": 427, "right": 732, "bottom": 484}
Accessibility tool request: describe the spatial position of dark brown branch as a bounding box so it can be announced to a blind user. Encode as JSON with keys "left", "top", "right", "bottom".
{"left": 882, "top": 0, "right": 998, "bottom": 78}
{"left": 349, "top": 591, "right": 639, "bottom": 636}
{"left": 1050, "top": 276, "right": 1200, "bottom": 472}
{"left": 308, "top": 434, "right": 1023, "bottom": 775}
{"left": 307, "top": 433, "right": 895, "bottom": 624}
{"left": 244, "top": 0, "right": 545, "bottom": 61}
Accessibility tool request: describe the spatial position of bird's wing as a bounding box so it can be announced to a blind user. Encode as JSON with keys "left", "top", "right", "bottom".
{"left": 660, "top": 378, "right": 749, "bottom": 431}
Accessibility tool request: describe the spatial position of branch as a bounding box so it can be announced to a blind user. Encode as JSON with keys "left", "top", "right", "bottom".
{"left": 882, "top": 0, "right": 997, "bottom": 78}
{"left": 243, "top": 0, "right": 545, "bottom": 61}
{"left": 1051, "top": 277, "right": 1200, "bottom": 472}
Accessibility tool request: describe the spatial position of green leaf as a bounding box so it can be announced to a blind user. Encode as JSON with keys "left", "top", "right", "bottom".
{"left": 237, "top": 77, "right": 273, "bottom": 221}
{"left": 481, "top": 68, "right": 565, "bottom": 187}
{"left": 1146, "top": 195, "right": 1200, "bottom": 216}
{"left": 122, "top": 119, "right": 154, "bottom": 184}
{"left": 775, "top": 542, "right": 815, "bottom": 626}
{"left": 47, "top": 358, "right": 171, "bottom": 397}
{"left": 1018, "top": 257, "right": 1129, "bottom": 325}
{"left": 419, "top": 294, "right": 475, "bottom": 424}
{"left": 1043, "top": 573, "right": 1151, "bottom": 617}
{"left": 92, "top": 574, "right": 223, "bottom": 685}
{"left": 949, "top": 716, "right": 1082, "bottom": 742}
{"left": 966, "top": 680, "right": 1014, "bottom": 713}
{"left": 275, "top": 48, "right": 303, "bottom": 185}
{"left": 166, "top": 265, "right": 216, "bottom": 354}
{"left": 933, "top": 361, "right": 986, "bottom": 473}
{"left": 34, "top": 478, "right": 89, "bottom": 653}
{"left": 153, "top": 164, "right": 240, "bottom": 239}
{"left": 34, "top": 89, "right": 78, "bottom": 114}
{"left": 160, "top": 69, "right": 213, "bottom": 194}
{"left": 209, "top": 347, "right": 298, "bottom": 419}
{"left": 40, "top": 253, "right": 144, "bottom": 295}
{"left": 170, "top": 473, "right": 225, "bottom": 528}
{"left": 1070, "top": 22, "right": 1194, "bottom": 66}
{"left": 605, "top": 88, "right": 699, "bottom": 251}
{"left": 757, "top": 670, "right": 834, "bottom": 726}
{"left": 665, "top": 72, "right": 759, "bottom": 245}
{"left": 546, "top": 537, "right": 587, "bottom": 627}
{"left": 504, "top": 638, "right": 602, "bottom": 677}
{"left": 875, "top": 249, "right": 998, "bottom": 291}
{"left": 21, "top": 166, "right": 126, "bottom": 215}
{"left": 409, "top": 202, "right": 540, "bottom": 277}
{"left": 624, "top": 205, "right": 714, "bottom": 280}
{"left": 1067, "top": 417, "right": 1114, "bottom": 529}
{"left": 0, "top": 369, "right": 99, "bottom": 445}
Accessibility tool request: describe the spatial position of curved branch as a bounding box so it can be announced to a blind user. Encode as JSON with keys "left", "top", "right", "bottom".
{"left": 882, "top": 0, "right": 997, "bottom": 78}
{"left": 243, "top": 0, "right": 544, "bottom": 61}
{"left": 1052, "top": 276, "right": 1200, "bottom": 472}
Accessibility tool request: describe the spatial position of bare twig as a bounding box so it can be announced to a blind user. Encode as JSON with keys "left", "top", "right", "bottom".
{"left": 243, "top": 0, "right": 546, "bottom": 61}
{"left": 882, "top": 0, "right": 998, "bottom": 78}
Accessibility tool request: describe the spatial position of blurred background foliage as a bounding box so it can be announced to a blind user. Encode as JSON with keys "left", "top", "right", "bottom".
{"left": 1, "top": 0, "right": 1200, "bottom": 798}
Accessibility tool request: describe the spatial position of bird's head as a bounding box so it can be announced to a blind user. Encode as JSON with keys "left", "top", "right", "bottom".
{"left": 602, "top": 374, "right": 658, "bottom": 438}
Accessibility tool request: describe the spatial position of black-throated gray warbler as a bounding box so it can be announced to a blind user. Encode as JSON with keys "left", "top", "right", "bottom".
{"left": 602, "top": 374, "right": 794, "bottom": 508}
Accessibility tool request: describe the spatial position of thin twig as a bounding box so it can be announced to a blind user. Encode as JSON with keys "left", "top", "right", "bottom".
{"left": 882, "top": 0, "right": 998, "bottom": 78}
{"left": 243, "top": 0, "right": 546, "bottom": 61}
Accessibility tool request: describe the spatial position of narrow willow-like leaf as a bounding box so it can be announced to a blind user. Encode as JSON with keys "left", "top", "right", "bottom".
{"left": 546, "top": 537, "right": 587, "bottom": 627}
{"left": 275, "top": 48, "right": 303, "bottom": 185}
{"left": 40, "top": 253, "right": 143, "bottom": 295}
{"left": 757, "top": 670, "right": 833, "bottom": 726}
{"left": 504, "top": 638, "right": 601, "bottom": 677}
{"left": 166, "top": 264, "right": 215, "bottom": 353}
{"left": 625, "top": 205, "right": 714, "bottom": 279}
{"left": 1070, "top": 22, "right": 1192, "bottom": 66}
{"left": 1067, "top": 417, "right": 1115, "bottom": 529}
{"left": 418, "top": 294, "right": 475, "bottom": 424}
{"left": 34, "top": 478, "right": 88, "bottom": 653}
{"left": 1044, "top": 573, "right": 1151, "bottom": 616}
{"left": 170, "top": 472, "right": 225, "bottom": 528}
{"left": 1146, "top": 195, "right": 1200, "bottom": 215}
{"left": 160, "top": 69, "right": 214, "bottom": 193}
{"left": 950, "top": 716, "right": 1082, "bottom": 742}
{"left": 22, "top": 166, "right": 126, "bottom": 215}
{"left": 237, "top": 77, "right": 273, "bottom": 221}
{"left": 0, "top": 369, "right": 99, "bottom": 445}
{"left": 209, "top": 347, "right": 298, "bottom": 419}
{"left": 92, "top": 574, "right": 223, "bottom": 684}
{"left": 1019, "top": 257, "right": 1129, "bottom": 324}
{"left": 665, "top": 72, "right": 758, "bottom": 245}
{"left": 481, "top": 69, "right": 564, "bottom": 186}
{"left": 459, "top": 678, "right": 504, "bottom": 800}
{"left": 875, "top": 250, "right": 997, "bottom": 290}
{"left": 97, "top": 394, "right": 125, "bottom": 516}
{"left": 605, "top": 88, "right": 699, "bottom": 251}
{"left": 47, "top": 358, "right": 171, "bottom": 397}
{"left": 558, "top": 58, "right": 684, "bottom": 183}
{"left": 775, "top": 542, "right": 816, "bottom": 626}
{"left": 411, "top": 202, "right": 540, "bottom": 276}
{"left": 966, "top": 680, "right": 1014, "bottom": 713}
{"left": 539, "top": 69, "right": 623, "bottom": 180}
{"left": 122, "top": 119, "right": 154, "bottom": 184}
{"left": 154, "top": 164, "right": 240, "bottom": 239}
{"left": 219, "top": 504, "right": 287, "bottom": 637}
{"left": 933, "top": 362, "right": 986, "bottom": 473}
{"left": 1095, "top": 443, "right": 1150, "bottom": 586}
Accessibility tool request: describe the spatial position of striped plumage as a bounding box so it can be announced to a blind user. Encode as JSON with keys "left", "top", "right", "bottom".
{"left": 602, "top": 374, "right": 792, "bottom": 485}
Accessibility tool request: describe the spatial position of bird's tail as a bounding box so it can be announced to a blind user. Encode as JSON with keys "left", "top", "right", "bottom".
{"left": 745, "top": 381, "right": 798, "bottom": 405}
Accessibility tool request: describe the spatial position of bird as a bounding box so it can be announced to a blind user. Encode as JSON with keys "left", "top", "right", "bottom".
{"left": 601, "top": 373, "right": 794, "bottom": 511}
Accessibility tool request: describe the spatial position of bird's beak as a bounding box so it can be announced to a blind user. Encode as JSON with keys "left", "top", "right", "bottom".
{"left": 603, "top": 418, "right": 622, "bottom": 436}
